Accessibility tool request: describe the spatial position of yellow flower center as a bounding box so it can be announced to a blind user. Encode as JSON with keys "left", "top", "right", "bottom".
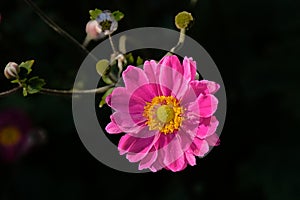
{"left": 143, "top": 96, "right": 183, "bottom": 134}
{"left": 0, "top": 126, "right": 21, "bottom": 147}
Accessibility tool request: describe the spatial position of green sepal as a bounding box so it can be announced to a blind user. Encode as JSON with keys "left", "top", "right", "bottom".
{"left": 99, "top": 88, "right": 114, "bottom": 108}
{"left": 195, "top": 72, "right": 200, "bottom": 80}
{"left": 11, "top": 79, "right": 20, "bottom": 84}
{"left": 23, "top": 87, "right": 28, "bottom": 96}
{"left": 125, "top": 53, "right": 134, "bottom": 64}
{"left": 102, "top": 76, "right": 114, "bottom": 85}
{"left": 112, "top": 11, "right": 124, "bottom": 21}
{"left": 136, "top": 56, "right": 143, "bottom": 66}
{"left": 89, "top": 9, "right": 102, "bottom": 20}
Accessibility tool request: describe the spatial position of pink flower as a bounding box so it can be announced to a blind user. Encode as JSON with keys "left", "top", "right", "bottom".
{"left": 0, "top": 109, "right": 32, "bottom": 163}
{"left": 105, "top": 55, "right": 220, "bottom": 172}
{"left": 85, "top": 20, "right": 103, "bottom": 39}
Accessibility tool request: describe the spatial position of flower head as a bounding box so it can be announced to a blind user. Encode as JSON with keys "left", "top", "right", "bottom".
{"left": 105, "top": 55, "right": 220, "bottom": 172}
{"left": 0, "top": 109, "right": 31, "bottom": 163}
{"left": 86, "top": 10, "right": 118, "bottom": 40}
{"left": 96, "top": 10, "right": 118, "bottom": 35}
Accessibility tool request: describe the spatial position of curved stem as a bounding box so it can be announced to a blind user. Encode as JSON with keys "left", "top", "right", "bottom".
{"left": 23, "top": 0, "right": 98, "bottom": 61}
{"left": 0, "top": 86, "right": 22, "bottom": 97}
{"left": 170, "top": 28, "right": 186, "bottom": 53}
{"left": 40, "top": 85, "right": 114, "bottom": 96}
{"left": 108, "top": 34, "right": 117, "bottom": 54}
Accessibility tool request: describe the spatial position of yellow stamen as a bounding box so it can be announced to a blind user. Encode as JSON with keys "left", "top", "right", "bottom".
{"left": 0, "top": 126, "right": 21, "bottom": 147}
{"left": 143, "top": 96, "right": 183, "bottom": 134}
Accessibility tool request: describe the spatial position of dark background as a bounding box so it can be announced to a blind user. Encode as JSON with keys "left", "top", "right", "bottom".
{"left": 0, "top": 0, "right": 299, "bottom": 199}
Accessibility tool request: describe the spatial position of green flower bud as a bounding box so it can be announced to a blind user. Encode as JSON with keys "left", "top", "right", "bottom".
{"left": 175, "top": 11, "right": 194, "bottom": 29}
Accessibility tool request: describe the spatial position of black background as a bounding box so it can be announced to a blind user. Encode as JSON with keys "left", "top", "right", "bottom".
{"left": 0, "top": 0, "right": 299, "bottom": 199}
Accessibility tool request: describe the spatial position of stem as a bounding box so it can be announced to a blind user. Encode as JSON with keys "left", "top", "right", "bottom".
{"left": 108, "top": 34, "right": 117, "bottom": 54}
{"left": 170, "top": 28, "right": 186, "bottom": 53}
{"left": 0, "top": 86, "right": 22, "bottom": 97}
{"left": 23, "top": 0, "right": 98, "bottom": 61}
{"left": 0, "top": 85, "right": 114, "bottom": 97}
{"left": 40, "top": 85, "right": 114, "bottom": 96}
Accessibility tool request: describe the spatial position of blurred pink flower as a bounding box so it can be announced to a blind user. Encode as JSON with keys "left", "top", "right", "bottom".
{"left": 0, "top": 109, "right": 44, "bottom": 163}
{"left": 106, "top": 55, "right": 220, "bottom": 172}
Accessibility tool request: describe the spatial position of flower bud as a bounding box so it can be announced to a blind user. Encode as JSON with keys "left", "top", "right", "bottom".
{"left": 4, "top": 62, "right": 19, "bottom": 79}
{"left": 86, "top": 20, "right": 102, "bottom": 39}
{"left": 175, "top": 11, "right": 194, "bottom": 30}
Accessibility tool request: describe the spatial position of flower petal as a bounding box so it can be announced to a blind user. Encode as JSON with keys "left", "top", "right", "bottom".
{"left": 197, "top": 94, "right": 218, "bottom": 117}
{"left": 188, "top": 138, "right": 209, "bottom": 157}
{"left": 158, "top": 61, "right": 189, "bottom": 98}
{"left": 177, "top": 120, "right": 198, "bottom": 151}
{"left": 143, "top": 60, "right": 159, "bottom": 84}
{"left": 160, "top": 135, "right": 184, "bottom": 167}
{"left": 123, "top": 66, "right": 149, "bottom": 93}
{"left": 138, "top": 146, "right": 158, "bottom": 170}
{"left": 108, "top": 87, "right": 144, "bottom": 113}
{"left": 201, "top": 80, "right": 220, "bottom": 94}
{"left": 111, "top": 112, "right": 145, "bottom": 134}
{"left": 159, "top": 55, "right": 183, "bottom": 75}
{"left": 118, "top": 130, "right": 158, "bottom": 156}
{"left": 206, "top": 133, "right": 220, "bottom": 146}
{"left": 130, "top": 83, "right": 158, "bottom": 104}
{"left": 190, "top": 80, "right": 220, "bottom": 96}
{"left": 197, "top": 116, "right": 219, "bottom": 139}
{"left": 183, "top": 57, "right": 197, "bottom": 82}
{"left": 105, "top": 115, "right": 122, "bottom": 134}
{"left": 165, "top": 155, "right": 188, "bottom": 172}
{"left": 185, "top": 152, "right": 196, "bottom": 166}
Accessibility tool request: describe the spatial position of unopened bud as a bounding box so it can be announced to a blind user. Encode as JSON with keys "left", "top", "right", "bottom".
{"left": 86, "top": 20, "right": 102, "bottom": 39}
{"left": 4, "top": 62, "right": 19, "bottom": 79}
{"left": 175, "top": 11, "right": 194, "bottom": 30}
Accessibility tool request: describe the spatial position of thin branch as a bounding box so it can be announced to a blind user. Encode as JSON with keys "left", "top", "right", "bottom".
{"left": 0, "top": 86, "right": 22, "bottom": 97}
{"left": 40, "top": 85, "right": 114, "bottom": 96}
{"left": 23, "top": 0, "right": 98, "bottom": 61}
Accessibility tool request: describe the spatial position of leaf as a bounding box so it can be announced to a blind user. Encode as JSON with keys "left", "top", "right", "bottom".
{"left": 112, "top": 11, "right": 124, "bottom": 21}
{"left": 89, "top": 9, "right": 102, "bottom": 20}
{"left": 27, "top": 76, "right": 46, "bottom": 94}
{"left": 136, "top": 56, "right": 144, "bottom": 66}
{"left": 96, "top": 59, "right": 110, "bottom": 76}
{"left": 19, "top": 60, "right": 34, "bottom": 75}
{"left": 99, "top": 88, "right": 114, "bottom": 108}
